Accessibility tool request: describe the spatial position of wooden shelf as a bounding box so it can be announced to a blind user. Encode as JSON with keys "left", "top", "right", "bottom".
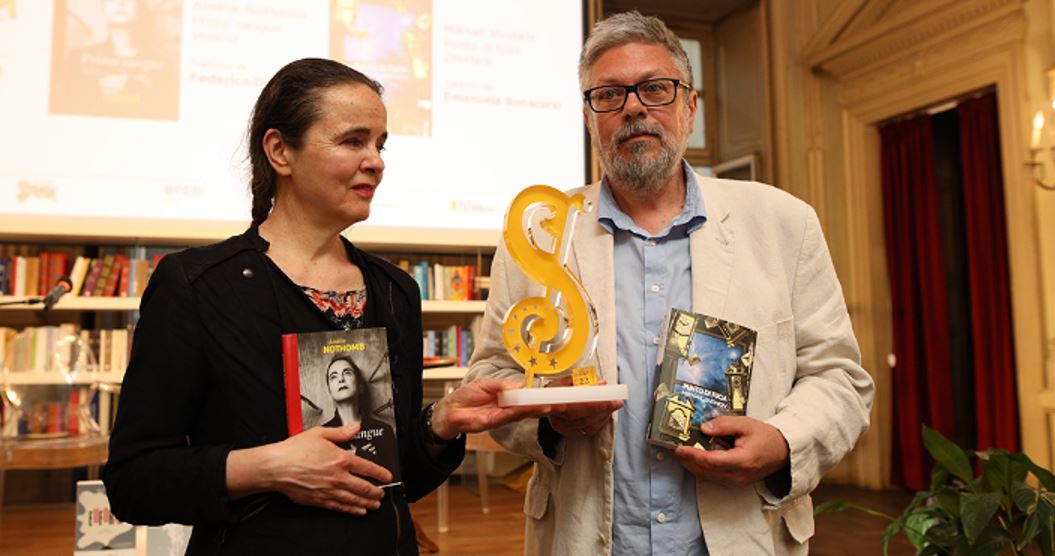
{"left": 0, "top": 296, "right": 140, "bottom": 311}
{"left": 0, "top": 216, "right": 500, "bottom": 252}
{"left": 422, "top": 366, "right": 468, "bottom": 382}
{"left": 0, "top": 297, "right": 484, "bottom": 313}
{"left": 2, "top": 371, "right": 125, "bottom": 385}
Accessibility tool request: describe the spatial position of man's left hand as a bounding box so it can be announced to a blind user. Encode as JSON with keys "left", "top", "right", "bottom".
{"left": 430, "top": 378, "right": 565, "bottom": 440}
{"left": 673, "top": 416, "right": 789, "bottom": 487}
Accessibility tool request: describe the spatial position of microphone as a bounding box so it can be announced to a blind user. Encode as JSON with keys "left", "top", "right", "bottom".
{"left": 42, "top": 276, "right": 73, "bottom": 310}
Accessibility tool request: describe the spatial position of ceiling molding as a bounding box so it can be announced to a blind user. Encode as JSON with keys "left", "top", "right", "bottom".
{"left": 837, "top": 9, "right": 1025, "bottom": 113}
{"left": 805, "top": 0, "right": 1023, "bottom": 79}
{"left": 800, "top": 0, "right": 869, "bottom": 57}
{"left": 602, "top": 0, "right": 755, "bottom": 25}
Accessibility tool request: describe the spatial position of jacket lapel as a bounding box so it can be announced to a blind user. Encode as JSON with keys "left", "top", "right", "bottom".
{"left": 690, "top": 177, "right": 736, "bottom": 319}
{"left": 571, "top": 184, "right": 617, "bottom": 384}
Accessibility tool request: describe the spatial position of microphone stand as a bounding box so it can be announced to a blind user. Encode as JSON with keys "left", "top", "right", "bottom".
{"left": 0, "top": 297, "right": 45, "bottom": 307}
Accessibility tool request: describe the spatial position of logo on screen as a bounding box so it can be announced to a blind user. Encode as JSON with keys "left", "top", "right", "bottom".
{"left": 16, "top": 180, "right": 56, "bottom": 203}
{"left": 0, "top": 0, "right": 14, "bottom": 21}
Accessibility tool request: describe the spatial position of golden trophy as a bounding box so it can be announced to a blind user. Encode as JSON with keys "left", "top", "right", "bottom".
{"left": 497, "top": 185, "right": 629, "bottom": 406}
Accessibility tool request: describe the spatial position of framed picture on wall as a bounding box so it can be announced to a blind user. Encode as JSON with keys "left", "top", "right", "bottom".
{"left": 712, "top": 154, "right": 758, "bottom": 182}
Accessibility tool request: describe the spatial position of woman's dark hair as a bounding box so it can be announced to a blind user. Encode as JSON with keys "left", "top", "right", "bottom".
{"left": 247, "top": 58, "right": 383, "bottom": 224}
{"left": 326, "top": 354, "right": 372, "bottom": 412}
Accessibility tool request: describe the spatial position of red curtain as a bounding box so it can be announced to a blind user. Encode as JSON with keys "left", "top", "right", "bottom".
{"left": 957, "top": 93, "right": 1019, "bottom": 452}
{"left": 880, "top": 115, "right": 956, "bottom": 490}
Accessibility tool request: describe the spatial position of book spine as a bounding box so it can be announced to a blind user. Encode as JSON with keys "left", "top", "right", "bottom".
{"left": 281, "top": 334, "right": 304, "bottom": 436}
{"left": 69, "top": 256, "right": 89, "bottom": 296}
{"left": 24, "top": 256, "right": 40, "bottom": 297}
{"left": 81, "top": 258, "right": 103, "bottom": 297}
{"left": 38, "top": 252, "right": 50, "bottom": 295}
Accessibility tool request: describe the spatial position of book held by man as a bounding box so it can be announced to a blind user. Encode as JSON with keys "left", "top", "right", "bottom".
{"left": 282, "top": 327, "right": 401, "bottom": 486}
{"left": 648, "top": 308, "right": 757, "bottom": 451}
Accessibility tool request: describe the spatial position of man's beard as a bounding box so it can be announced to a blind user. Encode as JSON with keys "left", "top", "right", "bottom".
{"left": 599, "top": 119, "right": 685, "bottom": 196}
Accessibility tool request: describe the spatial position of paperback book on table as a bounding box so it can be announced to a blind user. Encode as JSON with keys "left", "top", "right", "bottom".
{"left": 647, "top": 308, "right": 757, "bottom": 451}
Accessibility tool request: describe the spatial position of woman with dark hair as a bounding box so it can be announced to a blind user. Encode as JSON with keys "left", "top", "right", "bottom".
{"left": 102, "top": 58, "right": 556, "bottom": 555}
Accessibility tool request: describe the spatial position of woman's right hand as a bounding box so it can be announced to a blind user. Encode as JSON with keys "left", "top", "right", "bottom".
{"left": 227, "top": 424, "right": 393, "bottom": 515}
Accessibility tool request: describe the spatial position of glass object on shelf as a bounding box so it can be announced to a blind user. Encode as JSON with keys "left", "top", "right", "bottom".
{"left": 2, "top": 331, "right": 101, "bottom": 440}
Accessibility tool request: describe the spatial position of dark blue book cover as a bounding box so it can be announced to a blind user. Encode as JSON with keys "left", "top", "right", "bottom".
{"left": 648, "top": 308, "right": 756, "bottom": 450}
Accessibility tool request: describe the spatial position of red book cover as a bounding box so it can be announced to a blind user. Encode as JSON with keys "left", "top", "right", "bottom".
{"left": 282, "top": 334, "right": 304, "bottom": 436}
{"left": 102, "top": 255, "right": 126, "bottom": 297}
{"left": 38, "top": 252, "right": 50, "bottom": 294}
{"left": 68, "top": 388, "right": 80, "bottom": 436}
{"left": 466, "top": 265, "right": 477, "bottom": 300}
{"left": 50, "top": 252, "right": 70, "bottom": 281}
{"left": 47, "top": 402, "right": 63, "bottom": 433}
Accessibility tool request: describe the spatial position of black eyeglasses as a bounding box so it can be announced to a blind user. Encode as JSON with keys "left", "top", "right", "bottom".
{"left": 582, "top": 78, "right": 691, "bottom": 113}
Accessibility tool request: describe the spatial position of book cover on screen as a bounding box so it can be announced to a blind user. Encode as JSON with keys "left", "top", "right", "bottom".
{"left": 648, "top": 308, "right": 757, "bottom": 451}
{"left": 282, "top": 328, "right": 401, "bottom": 487}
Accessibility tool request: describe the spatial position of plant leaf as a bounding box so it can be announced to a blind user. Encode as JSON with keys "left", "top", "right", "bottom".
{"left": 1021, "top": 510, "right": 1043, "bottom": 548}
{"left": 961, "top": 491, "right": 1001, "bottom": 544}
{"left": 1020, "top": 501, "right": 1055, "bottom": 551}
{"left": 967, "top": 527, "right": 1012, "bottom": 556}
{"left": 1011, "top": 481, "right": 1038, "bottom": 512}
{"left": 930, "top": 465, "right": 951, "bottom": 492}
{"left": 981, "top": 450, "right": 1010, "bottom": 493}
{"left": 1040, "top": 521, "right": 1054, "bottom": 556}
{"left": 937, "top": 490, "right": 961, "bottom": 517}
{"left": 882, "top": 519, "right": 902, "bottom": 556}
{"left": 814, "top": 499, "right": 850, "bottom": 515}
{"left": 922, "top": 425, "right": 974, "bottom": 482}
{"left": 904, "top": 511, "right": 936, "bottom": 549}
{"left": 1032, "top": 462, "right": 1055, "bottom": 491}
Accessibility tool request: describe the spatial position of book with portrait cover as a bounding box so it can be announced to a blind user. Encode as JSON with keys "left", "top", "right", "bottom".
{"left": 647, "top": 308, "right": 757, "bottom": 451}
{"left": 282, "top": 327, "right": 401, "bottom": 487}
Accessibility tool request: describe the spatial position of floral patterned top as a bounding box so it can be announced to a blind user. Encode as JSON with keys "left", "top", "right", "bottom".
{"left": 300, "top": 285, "right": 367, "bottom": 330}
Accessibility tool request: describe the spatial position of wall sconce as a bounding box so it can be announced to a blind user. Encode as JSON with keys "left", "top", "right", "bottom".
{"left": 1028, "top": 107, "right": 1055, "bottom": 191}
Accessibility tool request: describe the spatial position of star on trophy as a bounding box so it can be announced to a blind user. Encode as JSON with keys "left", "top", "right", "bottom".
{"left": 497, "top": 185, "right": 629, "bottom": 406}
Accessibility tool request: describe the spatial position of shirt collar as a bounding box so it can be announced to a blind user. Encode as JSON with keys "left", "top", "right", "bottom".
{"left": 598, "top": 160, "right": 707, "bottom": 238}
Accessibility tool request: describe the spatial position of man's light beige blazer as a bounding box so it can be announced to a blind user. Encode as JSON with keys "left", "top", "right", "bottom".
{"left": 464, "top": 175, "right": 875, "bottom": 555}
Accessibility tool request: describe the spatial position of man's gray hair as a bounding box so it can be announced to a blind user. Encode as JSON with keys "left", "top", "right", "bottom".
{"left": 578, "top": 11, "right": 693, "bottom": 91}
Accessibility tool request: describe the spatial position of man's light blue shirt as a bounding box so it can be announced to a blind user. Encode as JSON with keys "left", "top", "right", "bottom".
{"left": 598, "top": 161, "right": 709, "bottom": 556}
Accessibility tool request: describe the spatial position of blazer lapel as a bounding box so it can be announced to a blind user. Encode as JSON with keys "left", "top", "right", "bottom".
{"left": 571, "top": 184, "right": 617, "bottom": 384}
{"left": 691, "top": 178, "right": 735, "bottom": 318}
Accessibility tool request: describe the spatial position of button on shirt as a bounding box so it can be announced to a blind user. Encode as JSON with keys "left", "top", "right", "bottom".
{"left": 599, "top": 161, "right": 708, "bottom": 556}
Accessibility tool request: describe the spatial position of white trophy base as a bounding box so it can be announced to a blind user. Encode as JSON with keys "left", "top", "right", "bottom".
{"left": 498, "top": 384, "right": 630, "bottom": 407}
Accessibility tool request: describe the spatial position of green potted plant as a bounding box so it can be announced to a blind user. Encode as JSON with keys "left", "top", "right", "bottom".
{"left": 816, "top": 425, "right": 1055, "bottom": 555}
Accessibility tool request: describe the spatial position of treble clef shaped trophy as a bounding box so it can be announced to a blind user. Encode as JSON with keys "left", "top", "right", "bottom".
{"left": 497, "top": 185, "right": 629, "bottom": 406}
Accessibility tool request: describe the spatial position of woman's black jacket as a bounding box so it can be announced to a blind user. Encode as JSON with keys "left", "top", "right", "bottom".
{"left": 102, "top": 226, "right": 464, "bottom": 555}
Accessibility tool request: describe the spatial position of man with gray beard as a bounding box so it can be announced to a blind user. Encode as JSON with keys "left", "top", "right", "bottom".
{"left": 464, "top": 11, "right": 874, "bottom": 556}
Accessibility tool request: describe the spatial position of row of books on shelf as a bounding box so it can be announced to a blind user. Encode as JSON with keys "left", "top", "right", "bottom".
{"left": 0, "top": 252, "right": 163, "bottom": 299}
{"left": 423, "top": 325, "right": 475, "bottom": 368}
{"left": 395, "top": 260, "right": 488, "bottom": 301}
{"left": 0, "top": 324, "right": 132, "bottom": 375}
{"left": 4, "top": 386, "right": 110, "bottom": 437}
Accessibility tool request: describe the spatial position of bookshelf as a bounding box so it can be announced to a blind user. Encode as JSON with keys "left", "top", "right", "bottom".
{"left": 2, "top": 371, "right": 126, "bottom": 385}
{"left": 0, "top": 297, "right": 486, "bottom": 314}
{"left": 0, "top": 296, "right": 141, "bottom": 311}
{"left": 0, "top": 235, "right": 496, "bottom": 387}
